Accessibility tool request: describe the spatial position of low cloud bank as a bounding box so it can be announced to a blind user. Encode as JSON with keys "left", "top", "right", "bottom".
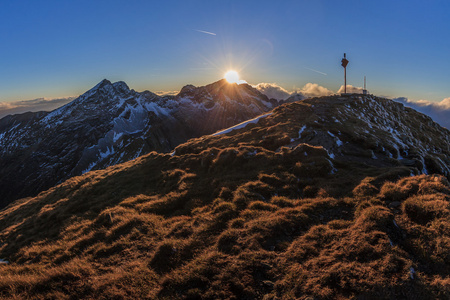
{"left": 298, "top": 83, "right": 334, "bottom": 98}
{"left": 154, "top": 91, "right": 180, "bottom": 96}
{"left": 252, "top": 83, "right": 292, "bottom": 100}
{"left": 253, "top": 82, "right": 334, "bottom": 101}
{"left": 337, "top": 84, "right": 364, "bottom": 94}
{"left": 393, "top": 97, "right": 450, "bottom": 129}
{"left": 0, "top": 97, "right": 75, "bottom": 119}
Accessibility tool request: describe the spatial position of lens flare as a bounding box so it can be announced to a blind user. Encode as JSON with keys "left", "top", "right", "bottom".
{"left": 224, "top": 70, "right": 239, "bottom": 83}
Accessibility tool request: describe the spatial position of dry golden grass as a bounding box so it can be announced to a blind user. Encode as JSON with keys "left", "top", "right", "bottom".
{"left": 0, "top": 147, "right": 448, "bottom": 299}
{"left": 0, "top": 97, "right": 449, "bottom": 298}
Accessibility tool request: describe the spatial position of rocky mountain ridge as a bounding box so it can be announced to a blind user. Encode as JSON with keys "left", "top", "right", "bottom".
{"left": 176, "top": 93, "right": 450, "bottom": 182}
{"left": 0, "top": 93, "right": 448, "bottom": 298}
{"left": 285, "top": 94, "right": 450, "bottom": 176}
{"left": 0, "top": 79, "right": 274, "bottom": 207}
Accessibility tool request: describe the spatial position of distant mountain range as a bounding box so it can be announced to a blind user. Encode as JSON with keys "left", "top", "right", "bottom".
{"left": 0, "top": 79, "right": 277, "bottom": 207}
{"left": 2, "top": 80, "right": 450, "bottom": 209}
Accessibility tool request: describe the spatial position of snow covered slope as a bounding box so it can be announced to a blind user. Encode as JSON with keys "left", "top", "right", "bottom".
{"left": 212, "top": 113, "right": 273, "bottom": 136}
{"left": 0, "top": 79, "right": 274, "bottom": 207}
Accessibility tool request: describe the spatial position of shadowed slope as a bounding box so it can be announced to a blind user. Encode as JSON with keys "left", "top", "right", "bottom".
{"left": 0, "top": 79, "right": 275, "bottom": 207}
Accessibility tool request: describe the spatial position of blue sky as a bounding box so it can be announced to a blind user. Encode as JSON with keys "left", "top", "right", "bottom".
{"left": 1, "top": 0, "right": 450, "bottom": 103}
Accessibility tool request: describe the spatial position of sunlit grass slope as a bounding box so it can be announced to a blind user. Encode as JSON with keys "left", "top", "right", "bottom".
{"left": 0, "top": 96, "right": 448, "bottom": 299}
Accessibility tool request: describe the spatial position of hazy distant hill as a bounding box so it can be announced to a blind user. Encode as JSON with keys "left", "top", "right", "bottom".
{"left": 0, "top": 97, "right": 75, "bottom": 119}
{"left": 0, "top": 94, "right": 448, "bottom": 299}
{"left": 0, "top": 79, "right": 275, "bottom": 207}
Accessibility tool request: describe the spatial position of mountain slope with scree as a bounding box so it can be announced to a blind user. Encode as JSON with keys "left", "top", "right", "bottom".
{"left": 0, "top": 94, "right": 448, "bottom": 299}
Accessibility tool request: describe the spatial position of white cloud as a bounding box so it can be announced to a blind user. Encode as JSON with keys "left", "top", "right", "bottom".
{"left": 393, "top": 97, "right": 450, "bottom": 129}
{"left": 297, "top": 83, "right": 334, "bottom": 97}
{"left": 0, "top": 97, "right": 75, "bottom": 119}
{"left": 439, "top": 97, "right": 450, "bottom": 109}
{"left": 337, "top": 85, "right": 364, "bottom": 94}
{"left": 254, "top": 82, "right": 334, "bottom": 101}
{"left": 0, "top": 102, "right": 15, "bottom": 111}
{"left": 155, "top": 91, "right": 179, "bottom": 96}
{"left": 253, "top": 83, "right": 292, "bottom": 100}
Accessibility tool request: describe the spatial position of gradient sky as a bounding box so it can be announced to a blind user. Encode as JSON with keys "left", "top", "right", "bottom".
{"left": 1, "top": 0, "right": 449, "bottom": 103}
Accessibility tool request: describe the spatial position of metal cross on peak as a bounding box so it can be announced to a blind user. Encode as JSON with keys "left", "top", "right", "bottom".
{"left": 341, "top": 53, "right": 349, "bottom": 94}
{"left": 341, "top": 53, "right": 349, "bottom": 68}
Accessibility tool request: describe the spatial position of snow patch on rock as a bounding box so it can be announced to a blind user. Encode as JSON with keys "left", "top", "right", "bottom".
{"left": 212, "top": 113, "right": 272, "bottom": 136}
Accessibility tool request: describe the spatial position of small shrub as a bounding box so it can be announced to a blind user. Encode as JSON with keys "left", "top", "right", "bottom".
{"left": 149, "top": 239, "right": 198, "bottom": 274}
{"left": 327, "top": 219, "right": 352, "bottom": 230}
{"left": 303, "top": 185, "right": 319, "bottom": 198}
{"left": 216, "top": 229, "right": 241, "bottom": 254}
{"left": 354, "top": 199, "right": 384, "bottom": 218}
{"left": 316, "top": 188, "right": 330, "bottom": 198}
{"left": 167, "top": 217, "right": 193, "bottom": 238}
{"left": 141, "top": 191, "right": 188, "bottom": 215}
{"left": 212, "top": 148, "right": 239, "bottom": 167}
{"left": 248, "top": 201, "right": 277, "bottom": 211}
{"left": 232, "top": 183, "right": 269, "bottom": 210}
{"left": 418, "top": 175, "right": 450, "bottom": 195}
{"left": 352, "top": 180, "right": 378, "bottom": 198}
{"left": 230, "top": 218, "right": 245, "bottom": 229}
{"left": 270, "top": 196, "right": 294, "bottom": 208}
{"left": 210, "top": 202, "right": 238, "bottom": 230}
{"left": 402, "top": 195, "right": 449, "bottom": 225}
{"left": 293, "top": 157, "right": 333, "bottom": 177}
{"left": 218, "top": 187, "right": 233, "bottom": 200}
{"left": 379, "top": 182, "right": 408, "bottom": 202}
{"left": 213, "top": 201, "right": 235, "bottom": 214}
{"left": 373, "top": 167, "right": 412, "bottom": 186}
{"left": 354, "top": 206, "right": 393, "bottom": 231}
{"left": 150, "top": 241, "right": 179, "bottom": 273}
{"left": 434, "top": 236, "right": 450, "bottom": 262}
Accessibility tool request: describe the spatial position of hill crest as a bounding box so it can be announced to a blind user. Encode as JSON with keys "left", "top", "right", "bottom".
{"left": 0, "top": 93, "right": 449, "bottom": 298}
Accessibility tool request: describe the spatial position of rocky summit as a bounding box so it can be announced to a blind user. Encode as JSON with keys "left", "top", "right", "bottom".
{"left": 0, "top": 79, "right": 274, "bottom": 207}
{"left": 0, "top": 93, "right": 448, "bottom": 299}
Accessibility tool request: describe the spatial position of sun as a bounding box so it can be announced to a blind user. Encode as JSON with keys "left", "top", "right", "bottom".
{"left": 224, "top": 70, "right": 240, "bottom": 84}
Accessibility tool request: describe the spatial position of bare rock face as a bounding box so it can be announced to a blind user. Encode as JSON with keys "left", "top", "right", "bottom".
{"left": 0, "top": 79, "right": 274, "bottom": 207}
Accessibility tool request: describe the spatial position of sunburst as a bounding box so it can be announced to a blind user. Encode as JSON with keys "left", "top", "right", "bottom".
{"left": 224, "top": 70, "right": 240, "bottom": 83}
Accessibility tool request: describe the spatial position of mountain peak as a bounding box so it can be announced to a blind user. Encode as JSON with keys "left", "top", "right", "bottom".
{"left": 89, "top": 79, "right": 130, "bottom": 93}
{"left": 75, "top": 79, "right": 133, "bottom": 102}
{"left": 91, "top": 79, "right": 112, "bottom": 91}
{"left": 178, "top": 79, "right": 257, "bottom": 98}
{"left": 112, "top": 81, "right": 130, "bottom": 92}
{"left": 178, "top": 84, "right": 196, "bottom": 95}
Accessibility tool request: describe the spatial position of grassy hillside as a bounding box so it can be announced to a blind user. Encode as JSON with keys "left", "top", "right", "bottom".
{"left": 0, "top": 96, "right": 449, "bottom": 299}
